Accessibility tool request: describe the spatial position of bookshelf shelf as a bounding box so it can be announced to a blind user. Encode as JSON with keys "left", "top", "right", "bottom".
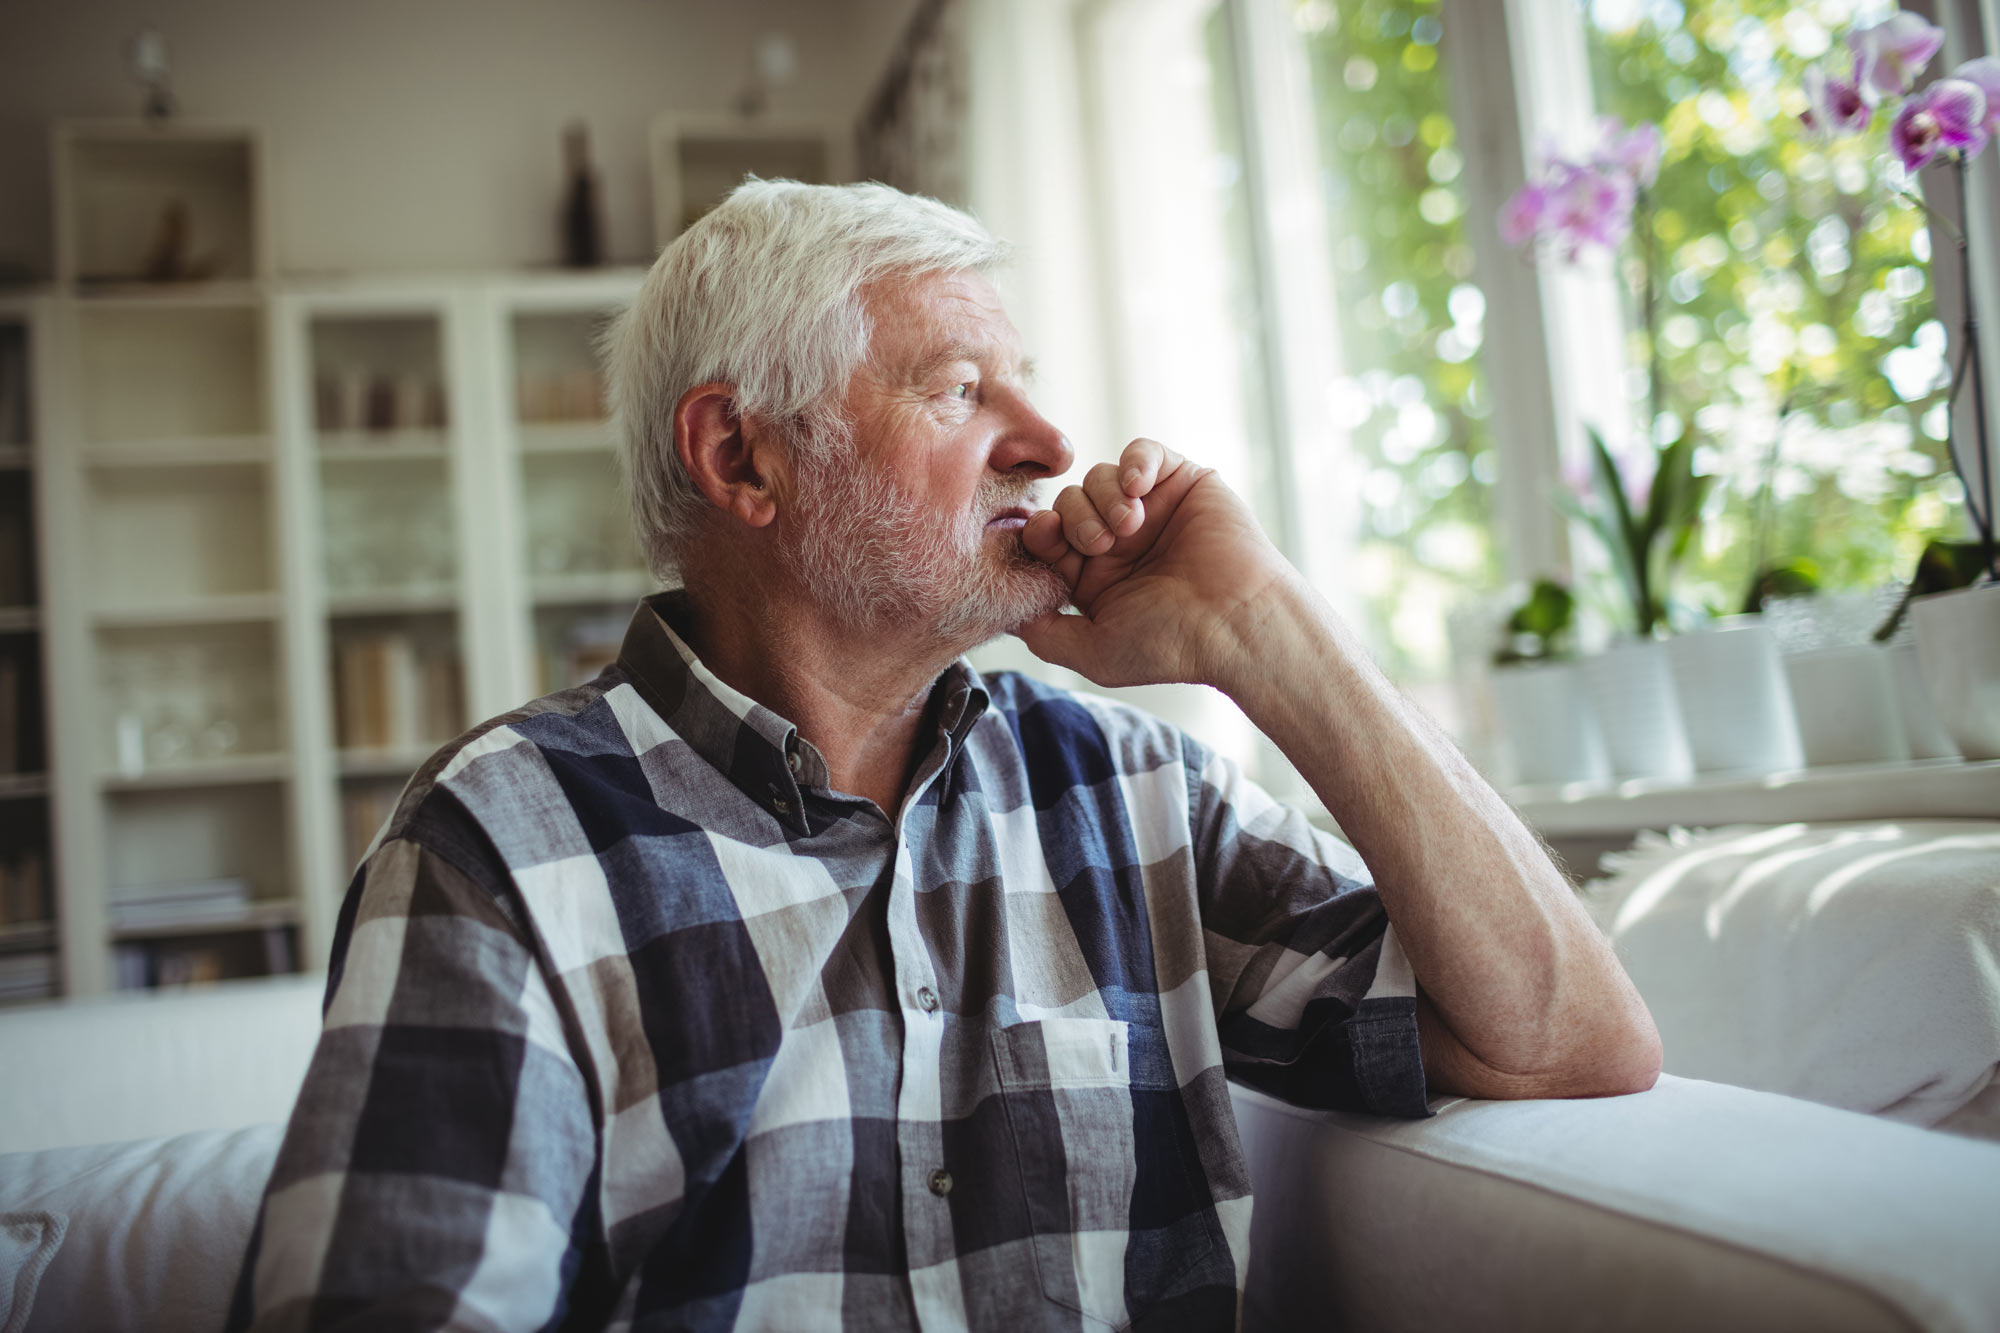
{"left": 0, "top": 607, "right": 39, "bottom": 632}
{"left": 91, "top": 592, "right": 282, "bottom": 629}
{"left": 0, "top": 772, "right": 48, "bottom": 800}
{"left": 316, "top": 428, "right": 451, "bottom": 457}
{"left": 337, "top": 745, "right": 440, "bottom": 779}
{"left": 0, "top": 921, "right": 55, "bottom": 953}
{"left": 325, "top": 584, "right": 459, "bottom": 617}
{"left": 531, "top": 570, "right": 656, "bottom": 607}
{"left": 99, "top": 752, "right": 290, "bottom": 793}
{"left": 518, "top": 420, "right": 615, "bottom": 454}
{"left": 83, "top": 435, "right": 270, "bottom": 468}
{"left": 0, "top": 447, "right": 30, "bottom": 471}
{"left": 72, "top": 282, "right": 266, "bottom": 309}
{"left": 109, "top": 898, "right": 297, "bottom": 943}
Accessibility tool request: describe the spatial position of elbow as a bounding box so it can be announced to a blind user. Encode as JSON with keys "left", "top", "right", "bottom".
{"left": 1556, "top": 994, "right": 1663, "bottom": 1099}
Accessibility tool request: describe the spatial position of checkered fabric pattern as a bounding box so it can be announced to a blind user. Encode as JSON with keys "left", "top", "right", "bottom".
{"left": 231, "top": 591, "right": 1426, "bottom": 1332}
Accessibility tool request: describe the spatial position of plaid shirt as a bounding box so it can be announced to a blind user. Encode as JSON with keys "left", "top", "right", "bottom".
{"left": 233, "top": 591, "right": 1425, "bottom": 1332}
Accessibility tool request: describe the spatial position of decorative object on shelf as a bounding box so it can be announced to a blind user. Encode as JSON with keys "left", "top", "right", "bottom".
{"left": 733, "top": 32, "right": 799, "bottom": 120}
{"left": 1799, "top": 15, "right": 1997, "bottom": 597}
{"left": 1487, "top": 656, "right": 1611, "bottom": 789}
{"left": 1767, "top": 590, "right": 1913, "bottom": 767}
{"left": 1665, "top": 616, "right": 1805, "bottom": 776}
{"left": 0, "top": 850, "right": 49, "bottom": 930}
{"left": 1580, "top": 637, "right": 1693, "bottom": 784}
{"left": 1910, "top": 583, "right": 2000, "bottom": 759}
{"left": 560, "top": 122, "right": 604, "bottom": 269}
{"left": 129, "top": 29, "right": 175, "bottom": 123}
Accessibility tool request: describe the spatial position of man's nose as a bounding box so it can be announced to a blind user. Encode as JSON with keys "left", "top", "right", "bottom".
{"left": 990, "top": 387, "right": 1074, "bottom": 479}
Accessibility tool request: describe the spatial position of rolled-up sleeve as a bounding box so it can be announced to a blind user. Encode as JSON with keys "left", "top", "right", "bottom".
{"left": 230, "top": 793, "right": 599, "bottom": 1331}
{"left": 1184, "top": 737, "right": 1429, "bottom": 1118}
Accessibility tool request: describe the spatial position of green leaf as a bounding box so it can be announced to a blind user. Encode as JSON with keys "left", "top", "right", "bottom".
{"left": 1585, "top": 426, "right": 1650, "bottom": 633}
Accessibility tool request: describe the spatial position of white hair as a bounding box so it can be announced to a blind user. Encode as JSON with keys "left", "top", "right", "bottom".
{"left": 602, "top": 179, "right": 1011, "bottom": 579}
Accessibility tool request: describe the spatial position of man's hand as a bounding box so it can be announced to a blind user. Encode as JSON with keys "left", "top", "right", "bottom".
{"left": 1016, "top": 438, "right": 1292, "bottom": 688}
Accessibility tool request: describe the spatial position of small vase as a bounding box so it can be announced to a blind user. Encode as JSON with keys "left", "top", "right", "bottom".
{"left": 1665, "top": 616, "right": 1804, "bottom": 775}
{"left": 1888, "top": 641, "right": 1959, "bottom": 760}
{"left": 1488, "top": 660, "right": 1611, "bottom": 788}
{"left": 1782, "top": 645, "right": 1910, "bottom": 767}
{"left": 1910, "top": 584, "right": 2000, "bottom": 760}
{"left": 1579, "top": 638, "right": 1693, "bottom": 782}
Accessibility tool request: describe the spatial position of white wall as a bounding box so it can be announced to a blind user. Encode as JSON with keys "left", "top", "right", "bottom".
{"left": 0, "top": 0, "right": 921, "bottom": 277}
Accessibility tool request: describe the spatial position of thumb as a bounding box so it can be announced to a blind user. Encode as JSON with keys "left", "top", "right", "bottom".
{"left": 1015, "top": 610, "right": 1098, "bottom": 674}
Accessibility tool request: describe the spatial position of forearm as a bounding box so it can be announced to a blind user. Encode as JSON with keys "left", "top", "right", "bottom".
{"left": 1213, "top": 574, "right": 1660, "bottom": 1098}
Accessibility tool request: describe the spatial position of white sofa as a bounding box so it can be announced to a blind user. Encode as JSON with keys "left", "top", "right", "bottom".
{"left": 4, "top": 968, "right": 2000, "bottom": 1332}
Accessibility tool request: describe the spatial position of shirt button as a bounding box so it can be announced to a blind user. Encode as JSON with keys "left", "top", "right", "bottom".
{"left": 917, "top": 986, "right": 939, "bottom": 1013}
{"left": 786, "top": 750, "right": 802, "bottom": 776}
{"left": 928, "top": 1168, "right": 953, "bottom": 1197}
{"left": 767, "top": 784, "right": 790, "bottom": 815}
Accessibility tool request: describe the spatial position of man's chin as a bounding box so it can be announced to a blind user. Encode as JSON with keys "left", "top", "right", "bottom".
{"left": 933, "top": 562, "right": 1070, "bottom": 649}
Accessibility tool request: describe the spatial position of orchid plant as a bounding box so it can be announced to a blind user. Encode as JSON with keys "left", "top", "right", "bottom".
{"left": 1801, "top": 12, "right": 1997, "bottom": 602}
{"left": 1500, "top": 118, "right": 1705, "bottom": 638}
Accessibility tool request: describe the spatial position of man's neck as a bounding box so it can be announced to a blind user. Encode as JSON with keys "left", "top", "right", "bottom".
{"left": 676, "top": 583, "right": 960, "bottom": 820}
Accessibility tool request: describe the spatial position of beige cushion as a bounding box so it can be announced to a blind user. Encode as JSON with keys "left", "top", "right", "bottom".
{"left": 0, "top": 1125, "right": 277, "bottom": 1333}
{"left": 1232, "top": 1076, "right": 2000, "bottom": 1332}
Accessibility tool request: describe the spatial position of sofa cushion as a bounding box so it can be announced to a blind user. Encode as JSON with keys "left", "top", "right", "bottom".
{"left": 0, "top": 1212, "right": 64, "bottom": 1333}
{"left": 1584, "top": 820, "right": 2000, "bottom": 1132}
{"left": 0, "top": 1124, "right": 278, "bottom": 1333}
{"left": 1231, "top": 1076, "right": 2000, "bottom": 1333}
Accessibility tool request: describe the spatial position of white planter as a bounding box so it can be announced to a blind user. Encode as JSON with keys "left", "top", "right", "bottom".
{"left": 1910, "top": 584, "right": 2000, "bottom": 760}
{"left": 1579, "top": 639, "right": 1693, "bottom": 782}
{"left": 1888, "top": 641, "right": 1959, "bottom": 761}
{"left": 1489, "top": 661, "right": 1610, "bottom": 788}
{"left": 1665, "top": 617, "right": 1804, "bottom": 775}
{"left": 1782, "top": 646, "right": 1910, "bottom": 767}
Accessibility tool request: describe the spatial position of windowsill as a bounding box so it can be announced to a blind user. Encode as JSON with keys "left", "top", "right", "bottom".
{"left": 1506, "top": 757, "right": 2000, "bottom": 837}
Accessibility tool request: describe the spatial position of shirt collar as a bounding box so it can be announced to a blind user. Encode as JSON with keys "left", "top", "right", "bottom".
{"left": 615, "top": 590, "right": 992, "bottom": 832}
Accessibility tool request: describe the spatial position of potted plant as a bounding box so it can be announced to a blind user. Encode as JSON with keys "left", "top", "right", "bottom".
{"left": 1503, "top": 120, "right": 1706, "bottom": 782}
{"left": 1486, "top": 578, "right": 1611, "bottom": 788}
{"left": 1804, "top": 16, "right": 2000, "bottom": 758}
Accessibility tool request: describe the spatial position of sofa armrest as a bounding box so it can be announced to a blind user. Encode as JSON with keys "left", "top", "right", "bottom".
{"left": 1230, "top": 1075, "right": 2000, "bottom": 1333}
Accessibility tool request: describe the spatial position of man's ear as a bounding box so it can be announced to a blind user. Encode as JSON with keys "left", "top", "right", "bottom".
{"left": 673, "top": 382, "right": 783, "bottom": 529}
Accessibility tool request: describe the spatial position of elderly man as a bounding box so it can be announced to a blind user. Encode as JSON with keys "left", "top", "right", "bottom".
{"left": 232, "top": 181, "right": 1658, "bottom": 1331}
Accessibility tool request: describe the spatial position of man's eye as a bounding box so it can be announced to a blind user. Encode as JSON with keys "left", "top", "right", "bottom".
{"left": 947, "top": 381, "right": 974, "bottom": 400}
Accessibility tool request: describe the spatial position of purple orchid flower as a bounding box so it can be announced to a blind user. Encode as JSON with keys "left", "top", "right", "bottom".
{"left": 1801, "top": 64, "right": 1873, "bottom": 136}
{"left": 1499, "top": 117, "right": 1657, "bottom": 261}
{"left": 1597, "top": 119, "right": 1664, "bottom": 187}
{"left": 1545, "top": 162, "right": 1637, "bottom": 259}
{"left": 1850, "top": 12, "right": 1946, "bottom": 99}
{"left": 1891, "top": 78, "right": 1991, "bottom": 170}
{"left": 1500, "top": 184, "right": 1545, "bottom": 247}
{"left": 1955, "top": 57, "right": 2000, "bottom": 142}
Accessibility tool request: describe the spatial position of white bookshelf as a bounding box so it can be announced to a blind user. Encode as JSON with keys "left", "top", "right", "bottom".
{"left": 35, "top": 260, "right": 653, "bottom": 998}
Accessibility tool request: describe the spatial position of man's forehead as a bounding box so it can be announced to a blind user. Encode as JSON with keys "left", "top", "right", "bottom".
{"left": 864, "top": 271, "right": 1030, "bottom": 375}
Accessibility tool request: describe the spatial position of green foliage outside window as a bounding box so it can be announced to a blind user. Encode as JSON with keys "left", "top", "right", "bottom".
{"left": 1584, "top": 0, "right": 1962, "bottom": 611}
{"left": 1291, "top": 0, "right": 1500, "bottom": 679}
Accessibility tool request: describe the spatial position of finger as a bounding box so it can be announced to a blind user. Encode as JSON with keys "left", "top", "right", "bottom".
{"left": 1081, "top": 461, "right": 1144, "bottom": 537}
{"left": 1021, "top": 510, "right": 1085, "bottom": 587}
{"left": 1053, "top": 483, "right": 1116, "bottom": 555}
{"left": 1118, "top": 438, "right": 1179, "bottom": 497}
{"left": 1015, "top": 609, "right": 1097, "bottom": 673}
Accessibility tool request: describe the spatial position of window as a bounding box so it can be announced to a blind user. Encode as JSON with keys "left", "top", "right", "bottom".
{"left": 1286, "top": 0, "right": 1502, "bottom": 681}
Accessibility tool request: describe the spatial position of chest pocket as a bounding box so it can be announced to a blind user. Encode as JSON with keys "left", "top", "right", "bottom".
{"left": 990, "top": 1016, "right": 1216, "bottom": 1329}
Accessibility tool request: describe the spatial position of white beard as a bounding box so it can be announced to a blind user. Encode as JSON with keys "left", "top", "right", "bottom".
{"left": 780, "top": 440, "right": 1070, "bottom": 649}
